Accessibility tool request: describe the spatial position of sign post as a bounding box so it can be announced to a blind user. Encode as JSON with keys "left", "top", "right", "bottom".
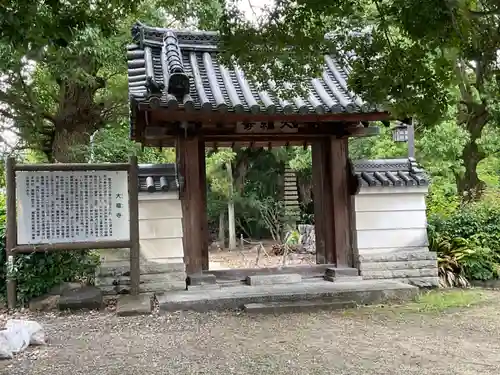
{"left": 5, "top": 157, "right": 140, "bottom": 309}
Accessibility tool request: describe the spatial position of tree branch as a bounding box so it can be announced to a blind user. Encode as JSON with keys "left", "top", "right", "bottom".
{"left": 453, "top": 59, "right": 474, "bottom": 104}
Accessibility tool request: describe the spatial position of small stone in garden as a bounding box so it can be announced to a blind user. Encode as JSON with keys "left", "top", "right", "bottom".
{"left": 29, "top": 294, "right": 60, "bottom": 312}
{"left": 116, "top": 294, "right": 153, "bottom": 317}
{"left": 58, "top": 286, "right": 103, "bottom": 311}
{"left": 48, "top": 282, "right": 84, "bottom": 295}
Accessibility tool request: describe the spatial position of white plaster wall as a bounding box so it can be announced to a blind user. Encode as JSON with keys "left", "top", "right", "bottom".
{"left": 138, "top": 192, "right": 184, "bottom": 264}
{"left": 354, "top": 186, "right": 429, "bottom": 255}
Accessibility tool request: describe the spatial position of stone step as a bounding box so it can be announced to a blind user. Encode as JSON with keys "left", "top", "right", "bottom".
{"left": 243, "top": 300, "right": 357, "bottom": 314}
{"left": 324, "top": 275, "right": 363, "bottom": 282}
{"left": 245, "top": 273, "right": 302, "bottom": 286}
{"left": 158, "top": 280, "right": 418, "bottom": 312}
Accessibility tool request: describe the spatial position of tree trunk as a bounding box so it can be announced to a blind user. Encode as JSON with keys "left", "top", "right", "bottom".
{"left": 218, "top": 211, "right": 225, "bottom": 246}
{"left": 51, "top": 79, "right": 105, "bottom": 163}
{"left": 455, "top": 138, "right": 486, "bottom": 201}
{"left": 226, "top": 161, "right": 237, "bottom": 250}
{"left": 455, "top": 103, "right": 488, "bottom": 201}
{"left": 52, "top": 126, "right": 93, "bottom": 162}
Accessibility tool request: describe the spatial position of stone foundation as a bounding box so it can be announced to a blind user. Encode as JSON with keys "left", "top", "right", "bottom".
{"left": 358, "top": 249, "right": 439, "bottom": 287}
{"left": 95, "top": 260, "right": 186, "bottom": 295}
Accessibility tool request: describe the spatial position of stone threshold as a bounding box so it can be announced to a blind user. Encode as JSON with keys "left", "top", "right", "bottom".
{"left": 202, "top": 265, "right": 358, "bottom": 282}
{"left": 157, "top": 279, "right": 418, "bottom": 312}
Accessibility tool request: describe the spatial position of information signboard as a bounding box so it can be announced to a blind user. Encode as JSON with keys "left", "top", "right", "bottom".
{"left": 16, "top": 170, "right": 130, "bottom": 245}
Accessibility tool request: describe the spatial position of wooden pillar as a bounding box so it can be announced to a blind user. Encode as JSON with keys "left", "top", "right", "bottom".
{"left": 199, "top": 140, "right": 209, "bottom": 271}
{"left": 311, "top": 139, "right": 333, "bottom": 264}
{"left": 329, "top": 137, "right": 352, "bottom": 267}
{"left": 178, "top": 135, "right": 205, "bottom": 274}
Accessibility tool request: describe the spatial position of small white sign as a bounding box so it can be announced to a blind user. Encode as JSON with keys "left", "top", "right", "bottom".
{"left": 236, "top": 121, "right": 299, "bottom": 134}
{"left": 16, "top": 170, "right": 130, "bottom": 245}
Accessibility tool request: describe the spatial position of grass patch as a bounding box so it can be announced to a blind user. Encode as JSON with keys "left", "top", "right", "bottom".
{"left": 400, "top": 288, "right": 489, "bottom": 313}
{"left": 340, "top": 289, "right": 492, "bottom": 319}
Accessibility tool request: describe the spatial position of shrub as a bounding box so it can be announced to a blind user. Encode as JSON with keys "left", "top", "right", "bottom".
{"left": 0, "top": 202, "right": 101, "bottom": 305}
{"left": 428, "top": 192, "right": 500, "bottom": 254}
{"left": 429, "top": 232, "right": 500, "bottom": 287}
{"left": 428, "top": 189, "right": 500, "bottom": 286}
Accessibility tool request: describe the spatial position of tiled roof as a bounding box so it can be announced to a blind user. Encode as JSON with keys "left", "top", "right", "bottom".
{"left": 138, "top": 164, "right": 180, "bottom": 192}
{"left": 353, "top": 158, "right": 428, "bottom": 187}
{"left": 127, "top": 22, "right": 381, "bottom": 116}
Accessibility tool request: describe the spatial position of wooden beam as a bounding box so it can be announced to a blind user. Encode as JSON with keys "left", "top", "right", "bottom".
{"left": 329, "top": 137, "right": 352, "bottom": 267}
{"left": 139, "top": 106, "right": 390, "bottom": 123}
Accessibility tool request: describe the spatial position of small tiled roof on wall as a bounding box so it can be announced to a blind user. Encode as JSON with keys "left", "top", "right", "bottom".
{"left": 127, "top": 22, "right": 382, "bottom": 117}
{"left": 353, "top": 158, "right": 428, "bottom": 187}
{"left": 138, "top": 164, "right": 180, "bottom": 192}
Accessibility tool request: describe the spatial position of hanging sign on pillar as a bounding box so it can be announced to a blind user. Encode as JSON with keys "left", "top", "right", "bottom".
{"left": 236, "top": 121, "right": 299, "bottom": 134}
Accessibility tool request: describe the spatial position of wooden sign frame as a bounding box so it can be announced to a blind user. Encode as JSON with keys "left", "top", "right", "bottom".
{"left": 5, "top": 156, "right": 141, "bottom": 309}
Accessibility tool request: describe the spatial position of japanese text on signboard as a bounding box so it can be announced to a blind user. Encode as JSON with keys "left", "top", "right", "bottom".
{"left": 16, "top": 170, "right": 130, "bottom": 245}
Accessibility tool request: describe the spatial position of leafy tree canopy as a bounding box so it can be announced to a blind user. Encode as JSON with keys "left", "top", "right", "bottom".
{"left": 218, "top": 0, "right": 500, "bottom": 198}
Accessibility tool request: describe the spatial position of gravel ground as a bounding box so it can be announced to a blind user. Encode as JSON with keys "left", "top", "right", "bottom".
{"left": 1, "top": 292, "right": 500, "bottom": 375}
{"left": 210, "top": 243, "right": 316, "bottom": 269}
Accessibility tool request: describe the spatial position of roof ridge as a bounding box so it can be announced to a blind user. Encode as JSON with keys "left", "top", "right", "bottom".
{"left": 132, "top": 21, "right": 219, "bottom": 49}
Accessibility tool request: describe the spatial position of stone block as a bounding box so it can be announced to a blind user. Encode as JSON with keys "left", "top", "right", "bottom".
{"left": 361, "top": 268, "right": 438, "bottom": 280}
{"left": 324, "top": 275, "right": 363, "bottom": 282}
{"left": 58, "top": 286, "right": 103, "bottom": 311}
{"left": 325, "top": 267, "right": 359, "bottom": 278}
{"left": 98, "top": 280, "right": 186, "bottom": 295}
{"left": 187, "top": 273, "right": 216, "bottom": 286}
{"left": 245, "top": 273, "right": 302, "bottom": 286}
{"left": 96, "top": 261, "right": 185, "bottom": 277}
{"left": 116, "top": 294, "right": 153, "bottom": 316}
{"left": 48, "top": 282, "right": 84, "bottom": 295}
{"left": 29, "top": 294, "right": 60, "bottom": 311}
{"left": 358, "top": 249, "right": 436, "bottom": 263}
{"left": 359, "top": 259, "right": 438, "bottom": 271}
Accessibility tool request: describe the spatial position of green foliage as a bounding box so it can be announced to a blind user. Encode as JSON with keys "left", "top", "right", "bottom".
{"left": 429, "top": 232, "right": 500, "bottom": 287}
{"left": 429, "top": 192, "right": 500, "bottom": 251}
{"left": 218, "top": 0, "right": 500, "bottom": 197}
{"left": 429, "top": 190, "right": 500, "bottom": 286}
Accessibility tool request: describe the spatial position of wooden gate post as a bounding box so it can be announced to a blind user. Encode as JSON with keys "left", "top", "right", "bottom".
{"left": 128, "top": 156, "right": 140, "bottom": 295}
{"left": 329, "top": 137, "right": 352, "bottom": 267}
{"left": 311, "top": 140, "right": 334, "bottom": 264}
{"left": 5, "top": 157, "right": 17, "bottom": 309}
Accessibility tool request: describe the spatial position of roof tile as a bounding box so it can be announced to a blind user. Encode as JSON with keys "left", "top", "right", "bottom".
{"left": 127, "top": 22, "right": 379, "bottom": 115}
{"left": 353, "top": 158, "right": 429, "bottom": 188}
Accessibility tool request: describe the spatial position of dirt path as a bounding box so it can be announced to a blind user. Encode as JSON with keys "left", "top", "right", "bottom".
{"left": 2, "top": 291, "right": 500, "bottom": 375}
